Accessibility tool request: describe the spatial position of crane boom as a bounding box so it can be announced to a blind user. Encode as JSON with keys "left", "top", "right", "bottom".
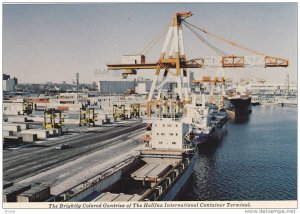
{"left": 107, "top": 55, "right": 288, "bottom": 71}
{"left": 107, "top": 63, "right": 157, "bottom": 70}
{"left": 187, "top": 55, "right": 288, "bottom": 68}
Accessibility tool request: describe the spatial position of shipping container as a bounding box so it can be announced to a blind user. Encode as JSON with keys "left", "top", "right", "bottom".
{"left": 3, "top": 136, "right": 23, "bottom": 144}
{"left": 59, "top": 100, "right": 75, "bottom": 104}
{"left": 21, "top": 133, "right": 37, "bottom": 143}
{"left": 17, "top": 185, "right": 50, "bottom": 202}
{"left": 3, "top": 184, "right": 31, "bottom": 202}
{"left": 56, "top": 106, "right": 69, "bottom": 111}
{"left": 121, "top": 55, "right": 145, "bottom": 64}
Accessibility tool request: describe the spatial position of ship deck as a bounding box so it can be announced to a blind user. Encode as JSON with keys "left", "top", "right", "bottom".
{"left": 93, "top": 192, "right": 141, "bottom": 202}
{"left": 131, "top": 163, "right": 172, "bottom": 181}
{"left": 94, "top": 153, "right": 187, "bottom": 201}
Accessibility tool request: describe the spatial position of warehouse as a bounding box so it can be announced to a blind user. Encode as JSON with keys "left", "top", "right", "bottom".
{"left": 99, "top": 80, "right": 136, "bottom": 94}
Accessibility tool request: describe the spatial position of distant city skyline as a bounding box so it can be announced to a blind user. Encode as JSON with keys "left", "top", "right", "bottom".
{"left": 3, "top": 3, "right": 297, "bottom": 84}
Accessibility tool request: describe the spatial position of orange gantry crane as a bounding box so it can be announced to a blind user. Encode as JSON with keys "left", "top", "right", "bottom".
{"left": 106, "top": 11, "right": 288, "bottom": 115}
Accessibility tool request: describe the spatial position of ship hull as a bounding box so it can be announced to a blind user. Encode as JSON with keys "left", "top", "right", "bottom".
{"left": 224, "top": 97, "right": 251, "bottom": 121}
{"left": 194, "top": 123, "right": 227, "bottom": 146}
{"left": 161, "top": 152, "right": 197, "bottom": 201}
{"left": 75, "top": 149, "right": 198, "bottom": 202}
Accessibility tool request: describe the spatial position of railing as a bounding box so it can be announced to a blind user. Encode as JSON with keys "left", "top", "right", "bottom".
{"left": 155, "top": 112, "right": 183, "bottom": 120}
{"left": 182, "top": 144, "right": 195, "bottom": 150}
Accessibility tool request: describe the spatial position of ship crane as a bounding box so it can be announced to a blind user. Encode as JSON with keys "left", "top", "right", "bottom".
{"left": 106, "top": 11, "right": 288, "bottom": 115}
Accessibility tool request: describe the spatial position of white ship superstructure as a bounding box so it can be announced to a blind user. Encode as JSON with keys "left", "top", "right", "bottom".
{"left": 184, "top": 94, "right": 228, "bottom": 145}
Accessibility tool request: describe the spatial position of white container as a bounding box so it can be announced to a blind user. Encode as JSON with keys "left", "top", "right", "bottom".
{"left": 7, "top": 116, "right": 27, "bottom": 123}
{"left": 6, "top": 123, "right": 29, "bottom": 130}
{"left": 121, "top": 55, "right": 145, "bottom": 64}
{"left": 95, "top": 120, "right": 104, "bottom": 126}
{"left": 97, "top": 114, "right": 108, "bottom": 120}
{"left": 22, "top": 133, "right": 37, "bottom": 142}
{"left": 55, "top": 128, "right": 62, "bottom": 136}
{"left": 3, "top": 130, "right": 13, "bottom": 137}
{"left": 21, "top": 129, "right": 49, "bottom": 140}
{"left": 47, "top": 129, "right": 57, "bottom": 136}
{"left": 3, "top": 125, "right": 21, "bottom": 132}
{"left": 136, "top": 83, "right": 146, "bottom": 94}
{"left": 63, "top": 118, "right": 79, "bottom": 125}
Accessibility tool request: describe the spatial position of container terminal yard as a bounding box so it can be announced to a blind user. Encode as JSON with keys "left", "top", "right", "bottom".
{"left": 2, "top": 9, "right": 296, "bottom": 203}
{"left": 3, "top": 93, "right": 150, "bottom": 201}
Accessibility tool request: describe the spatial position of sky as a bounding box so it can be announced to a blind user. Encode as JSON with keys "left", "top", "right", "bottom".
{"left": 2, "top": 3, "right": 298, "bottom": 84}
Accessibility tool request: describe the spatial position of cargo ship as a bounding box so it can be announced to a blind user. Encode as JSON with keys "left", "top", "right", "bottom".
{"left": 93, "top": 99, "right": 197, "bottom": 201}
{"left": 224, "top": 96, "right": 251, "bottom": 121}
{"left": 184, "top": 94, "right": 228, "bottom": 146}
{"left": 224, "top": 85, "right": 252, "bottom": 121}
{"left": 52, "top": 99, "right": 197, "bottom": 202}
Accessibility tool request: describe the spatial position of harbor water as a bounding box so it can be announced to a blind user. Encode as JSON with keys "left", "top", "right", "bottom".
{"left": 179, "top": 105, "right": 297, "bottom": 201}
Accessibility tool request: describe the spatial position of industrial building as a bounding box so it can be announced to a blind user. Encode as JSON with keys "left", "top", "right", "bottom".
{"left": 3, "top": 74, "right": 18, "bottom": 92}
{"left": 99, "top": 80, "right": 136, "bottom": 94}
{"left": 99, "top": 78, "right": 152, "bottom": 95}
{"left": 250, "top": 82, "right": 297, "bottom": 96}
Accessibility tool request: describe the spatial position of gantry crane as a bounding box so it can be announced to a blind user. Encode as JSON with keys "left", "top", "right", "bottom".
{"left": 107, "top": 11, "right": 288, "bottom": 115}
{"left": 108, "top": 12, "right": 193, "bottom": 103}
{"left": 79, "top": 107, "right": 97, "bottom": 127}
{"left": 44, "top": 108, "right": 63, "bottom": 129}
{"left": 192, "top": 74, "right": 226, "bottom": 109}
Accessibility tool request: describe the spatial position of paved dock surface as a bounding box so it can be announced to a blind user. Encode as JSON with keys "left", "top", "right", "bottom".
{"left": 17, "top": 127, "right": 144, "bottom": 195}
{"left": 3, "top": 119, "right": 145, "bottom": 183}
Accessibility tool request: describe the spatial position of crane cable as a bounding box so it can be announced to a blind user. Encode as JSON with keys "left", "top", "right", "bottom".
{"left": 183, "top": 21, "right": 228, "bottom": 56}
{"left": 182, "top": 20, "right": 265, "bottom": 56}
{"left": 141, "top": 22, "right": 170, "bottom": 55}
